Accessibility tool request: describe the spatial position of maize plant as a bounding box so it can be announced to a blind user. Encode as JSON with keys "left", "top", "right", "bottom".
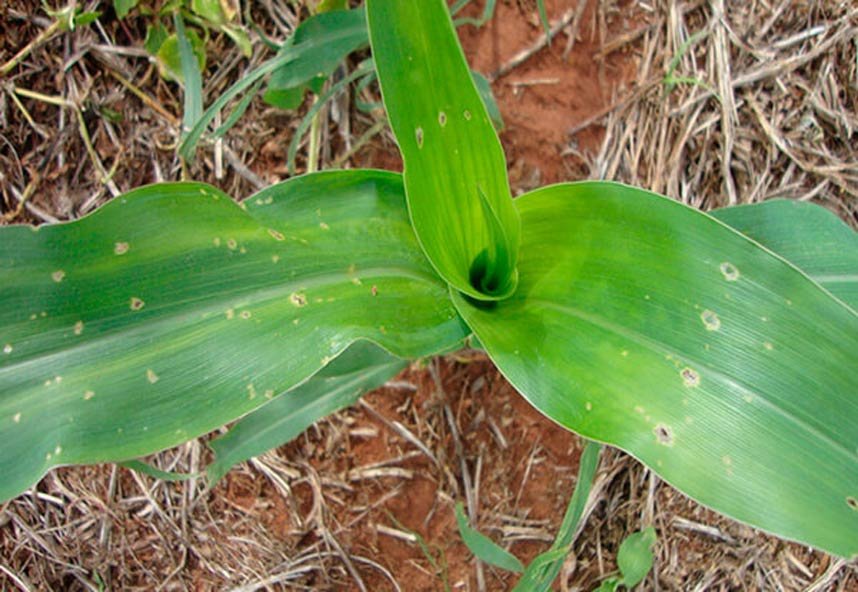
{"left": 1, "top": 0, "right": 856, "bottom": 563}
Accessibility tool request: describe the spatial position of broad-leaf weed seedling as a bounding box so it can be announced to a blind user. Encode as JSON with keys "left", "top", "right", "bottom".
{"left": 1, "top": 3, "right": 856, "bottom": 589}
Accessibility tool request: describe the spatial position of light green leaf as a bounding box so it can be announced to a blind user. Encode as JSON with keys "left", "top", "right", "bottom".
{"left": 513, "top": 441, "right": 601, "bottom": 591}
{"left": 114, "top": 0, "right": 139, "bottom": 19}
{"left": 207, "top": 340, "right": 406, "bottom": 484}
{"left": 174, "top": 15, "right": 203, "bottom": 135}
{"left": 455, "top": 502, "right": 525, "bottom": 573}
{"left": 453, "top": 181, "right": 858, "bottom": 558}
{"left": 120, "top": 459, "right": 198, "bottom": 482}
{"left": 367, "top": 0, "right": 519, "bottom": 300}
{"left": 713, "top": 199, "right": 858, "bottom": 310}
{"left": 316, "top": 0, "right": 349, "bottom": 14}
{"left": 471, "top": 70, "right": 504, "bottom": 131}
{"left": 617, "top": 527, "right": 657, "bottom": 588}
{"left": 263, "top": 8, "right": 368, "bottom": 110}
{"left": 0, "top": 170, "right": 467, "bottom": 502}
{"left": 156, "top": 29, "right": 205, "bottom": 85}
{"left": 222, "top": 23, "right": 252, "bottom": 58}
{"left": 594, "top": 578, "right": 620, "bottom": 592}
{"left": 191, "top": 0, "right": 230, "bottom": 26}
{"left": 144, "top": 22, "right": 169, "bottom": 55}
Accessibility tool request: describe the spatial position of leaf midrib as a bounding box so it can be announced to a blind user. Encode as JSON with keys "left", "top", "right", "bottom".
{"left": 0, "top": 265, "right": 443, "bottom": 380}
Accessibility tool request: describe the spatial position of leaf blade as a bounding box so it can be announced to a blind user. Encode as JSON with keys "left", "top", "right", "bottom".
{"left": 712, "top": 199, "right": 858, "bottom": 310}
{"left": 455, "top": 502, "right": 525, "bottom": 573}
{"left": 453, "top": 182, "right": 858, "bottom": 558}
{"left": 0, "top": 170, "right": 467, "bottom": 501}
{"left": 367, "top": 0, "right": 519, "bottom": 300}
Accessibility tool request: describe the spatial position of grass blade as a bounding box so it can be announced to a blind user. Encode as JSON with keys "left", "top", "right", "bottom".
{"left": 513, "top": 440, "right": 601, "bottom": 591}
{"left": 455, "top": 502, "right": 524, "bottom": 573}
{"left": 174, "top": 14, "right": 202, "bottom": 138}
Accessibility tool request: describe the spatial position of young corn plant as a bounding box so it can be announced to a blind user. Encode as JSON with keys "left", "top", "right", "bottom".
{"left": 1, "top": 2, "right": 857, "bottom": 579}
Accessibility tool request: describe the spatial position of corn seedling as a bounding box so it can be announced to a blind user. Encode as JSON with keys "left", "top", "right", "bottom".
{"left": 1, "top": 5, "right": 857, "bottom": 589}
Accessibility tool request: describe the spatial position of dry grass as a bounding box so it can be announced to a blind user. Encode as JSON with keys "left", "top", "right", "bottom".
{"left": 2, "top": 0, "right": 857, "bottom": 590}
{"left": 585, "top": 0, "right": 857, "bottom": 221}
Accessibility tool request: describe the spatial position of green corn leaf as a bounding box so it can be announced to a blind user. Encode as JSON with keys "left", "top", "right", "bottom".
{"left": 0, "top": 170, "right": 467, "bottom": 502}
{"left": 263, "top": 7, "right": 368, "bottom": 110}
{"left": 452, "top": 182, "right": 858, "bottom": 558}
{"left": 455, "top": 502, "right": 525, "bottom": 573}
{"left": 513, "top": 441, "right": 601, "bottom": 591}
{"left": 713, "top": 199, "right": 858, "bottom": 310}
{"left": 367, "top": 0, "right": 520, "bottom": 301}
{"left": 616, "top": 527, "right": 657, "bottom": 588}
{"left": 207, "top": 340, "right": 406, "bottom": 484}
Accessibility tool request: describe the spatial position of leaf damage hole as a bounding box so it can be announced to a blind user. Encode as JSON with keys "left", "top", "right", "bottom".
{"left": 847, "top": 496, "right": 858, "bottom": 511}
{"left": 415, "top": 127, "right": 424, "bottom": 148}
{"left": 52, "top": 270, "right": 65, "bottom": 283}
{"left": 681, "top": 367, "right": 700, "bottom": 388}
{"left": 654, "top": 423, "right": 674, "bottom": 446}
{"left": 719, "top": 262, "right": 739, "bottom": 281}
{"left": 700, "top": 309, "right": 720, "bottom": 331}
{"left": 130, "top": 297, "right": 145, "bottom": 311}
{"left": 290, "top": 292, "right": 307, "bottom": 307}
{"left": 115, "top": 242, "right": 130, "bottom": 255}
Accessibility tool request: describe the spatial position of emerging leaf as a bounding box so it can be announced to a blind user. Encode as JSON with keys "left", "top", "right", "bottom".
{"left": 367, "top": 0, "right": 520, "bottom": 300}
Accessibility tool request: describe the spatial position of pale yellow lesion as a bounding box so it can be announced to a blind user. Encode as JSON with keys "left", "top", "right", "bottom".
{"left": 114, "top": 242, "right": 130, "bottom": 255}
{"left": 681, "top": 367, "right": 700, "bottom": 387}
{"left": 653, "top": 423, "right": 674, "bottom": 446}
{"left": 51, "top": 270, "right": 65, "bottom": 282}
{"left": 146, "top": 369, "right": 159, "bottom": 384}
{"left": 719, "top": 261, "right": 740, "bottom": 281}
{"left": 700, "top": 309, "right": 721, "bottom": 331}
{"left": 290, "top": 292, "right": 307, "bottom": 307}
